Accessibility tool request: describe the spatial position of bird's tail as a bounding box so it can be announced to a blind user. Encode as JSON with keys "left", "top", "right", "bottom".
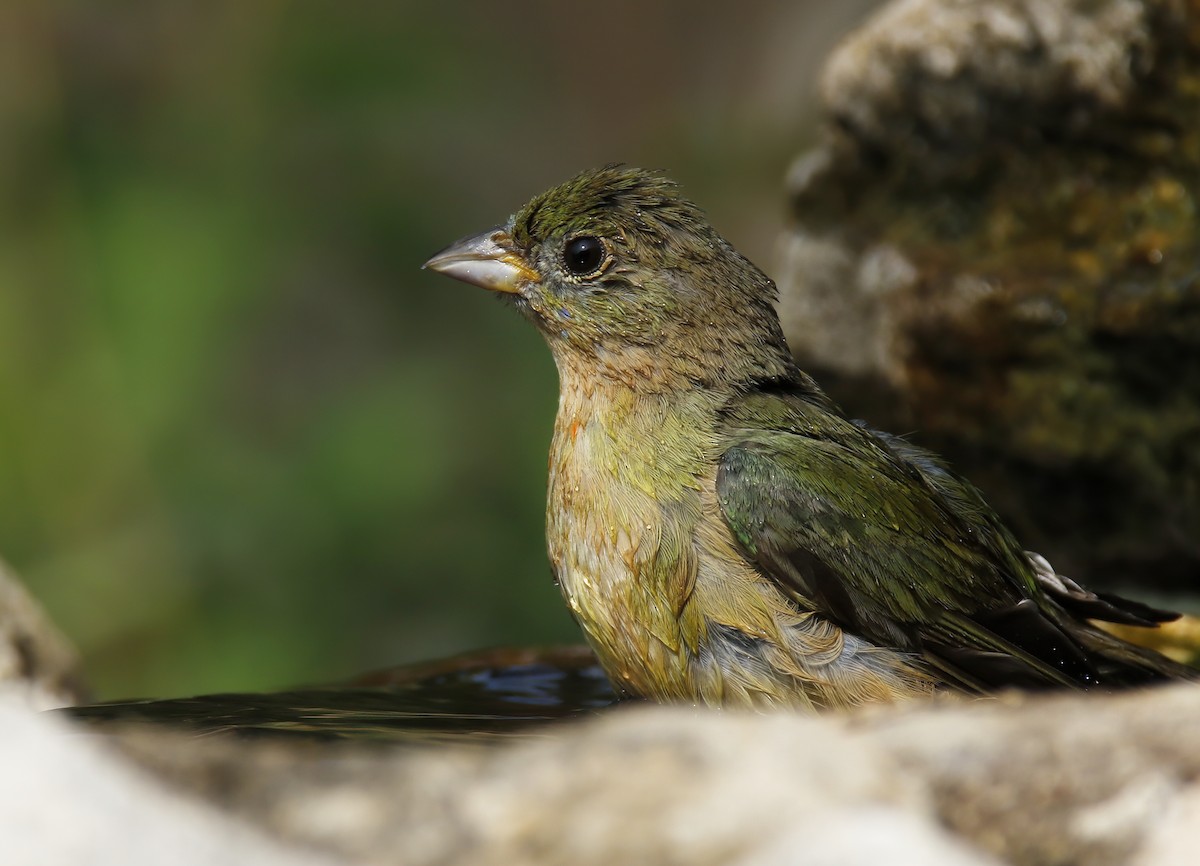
{"left": 1028, "top": 551, "right": 1199, "bottom": 684}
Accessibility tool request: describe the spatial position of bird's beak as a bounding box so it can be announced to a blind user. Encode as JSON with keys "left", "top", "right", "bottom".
{"left": 422, "top": 227, "right": 536, "bottom": 294}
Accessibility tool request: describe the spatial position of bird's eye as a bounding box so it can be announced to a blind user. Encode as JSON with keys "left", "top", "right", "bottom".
{"left": 563, "top": 236, "right": 607, "bottom": 277}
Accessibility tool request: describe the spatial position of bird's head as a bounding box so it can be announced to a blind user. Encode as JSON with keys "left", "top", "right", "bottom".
{"left": 425, "top": 165, "right": 793, "bottom": 390}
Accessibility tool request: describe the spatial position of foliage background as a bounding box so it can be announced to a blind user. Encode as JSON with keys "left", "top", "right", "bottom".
{"left": 0, "top": 0, "right": 879, "bottom": 699}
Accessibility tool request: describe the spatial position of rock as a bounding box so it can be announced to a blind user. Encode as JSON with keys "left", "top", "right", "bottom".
{"left": 109, "top": 707, "right": 955, "bottom": 866}
{"left": 819, "top": 0, "right": 1156, "bottom": 178}
{"left": 777, "top": 0, "right": 1200, "bottom": 591}
{"left": 0, "top": 557, "right": 84, "bottom": 708}
{"left": 55, "top": 683, "right": 1200, "bottom": 866}
{"left": 0, "top": 694, "right": 344, "bottom": 866}
{"left": 867, "top": 686, "right": 1200, "bottom": 865}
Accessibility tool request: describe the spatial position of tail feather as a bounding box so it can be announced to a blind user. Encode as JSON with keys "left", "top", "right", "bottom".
{"left": 1024, "top": 551, "right": 1196, "bottom": 684}
{"left": 1063, "top": 615, "right": 1199, "bottom": 684}
{"left": 1027, "top": 551, "right": 1180, "bottom": 627}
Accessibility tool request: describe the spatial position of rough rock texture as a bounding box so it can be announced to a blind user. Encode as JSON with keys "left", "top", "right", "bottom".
{"left": 778, "top": 0, "right": 1200, "bottom": 592}
{"left": 0, "top": 557, "right": 83, "bottom": 708}
{"left": 28, "top": 683, "right": 1200, "bottom": 866}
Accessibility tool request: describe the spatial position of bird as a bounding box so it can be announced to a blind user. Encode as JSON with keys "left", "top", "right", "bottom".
{"left": 423, "top": 165, "right": 1194, "bottom": 712}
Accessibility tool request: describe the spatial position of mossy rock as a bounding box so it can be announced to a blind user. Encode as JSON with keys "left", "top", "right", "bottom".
{"left": 780, "top": 0, "right": 1200, "bottom": 591}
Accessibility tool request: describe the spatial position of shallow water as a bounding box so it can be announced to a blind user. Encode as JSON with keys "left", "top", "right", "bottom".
{"left": 64, "top": 645, "right": 619, "bottom": 744}
{"left": 60, "top": 606, "right": 1200, "bottom": 743}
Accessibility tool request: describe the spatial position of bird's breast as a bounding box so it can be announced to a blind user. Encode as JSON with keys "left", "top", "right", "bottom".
{"left": 545, "top": 390, "right": 709, "bottom": 695}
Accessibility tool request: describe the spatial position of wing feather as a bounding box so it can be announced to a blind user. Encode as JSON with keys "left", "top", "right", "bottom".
{"left": 715, "top": 390, "right": 1099, "bottom": 689}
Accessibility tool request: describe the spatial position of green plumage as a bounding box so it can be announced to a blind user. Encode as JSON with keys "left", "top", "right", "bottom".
{"left": 425, "top": 165, "right": 1194, "bottom": 711}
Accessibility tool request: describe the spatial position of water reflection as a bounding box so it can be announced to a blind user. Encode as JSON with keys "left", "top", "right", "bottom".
{"left": 65, "top": 646, "right": 619, "bottom": 744}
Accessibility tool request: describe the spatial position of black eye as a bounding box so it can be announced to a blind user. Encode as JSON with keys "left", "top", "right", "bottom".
{"left": 563, "top": 236, "right": 606, "bottom": 277}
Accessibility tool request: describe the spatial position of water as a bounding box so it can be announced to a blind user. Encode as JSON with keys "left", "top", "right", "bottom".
{"left": 64, "top": 645, "right": 619, "bottom": 744}
{"left": 59, "top": 612, "right": 1200, "bottom": 743}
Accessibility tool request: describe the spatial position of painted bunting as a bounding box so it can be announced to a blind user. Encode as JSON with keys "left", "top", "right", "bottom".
{"left": 424, "top": 166, "right": 1193, "bottom": 711}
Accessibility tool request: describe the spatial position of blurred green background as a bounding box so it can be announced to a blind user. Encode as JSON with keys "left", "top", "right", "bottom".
{"left": 0, "top": 0, "right": 879, "bottom": 699}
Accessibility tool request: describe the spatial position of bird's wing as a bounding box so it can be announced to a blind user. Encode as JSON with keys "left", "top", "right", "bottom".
{"left": 715, "top": 390, "right": 1100, "bottom": 690}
